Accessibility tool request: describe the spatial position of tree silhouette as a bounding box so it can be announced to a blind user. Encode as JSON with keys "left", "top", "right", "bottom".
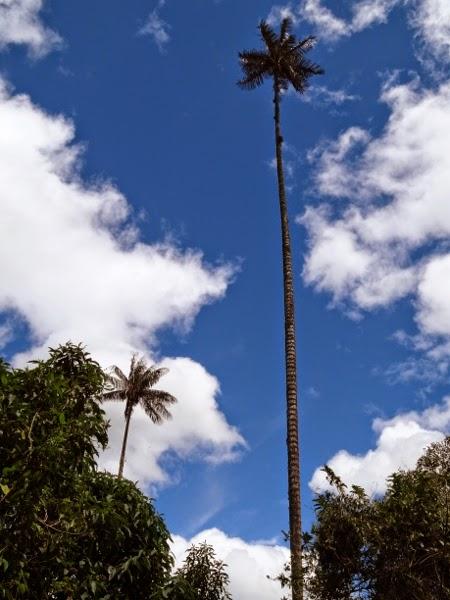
{"left": 103, "top": 354, "right": 177, "bottom": 479}
{"left": 238, "top": 17, "right": 323, "bottom": 600}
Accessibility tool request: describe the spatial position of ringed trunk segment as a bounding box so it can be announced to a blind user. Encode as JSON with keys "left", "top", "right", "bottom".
{"left": 273, "top": 80, "right": 303, "bottom": 600}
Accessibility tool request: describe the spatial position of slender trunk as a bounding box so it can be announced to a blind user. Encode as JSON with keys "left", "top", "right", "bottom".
{"left": 273, "top": 79, "right": 303, "bottom": 600}
{"left": 118, "top": 404, "right": 133, "bottom": 479}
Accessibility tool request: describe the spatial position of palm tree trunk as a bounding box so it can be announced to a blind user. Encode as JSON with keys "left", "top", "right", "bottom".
{"left": 273, "top": 78, "right": 303, "bottom": 600}
{"left": 118, "top": 405, "right": 133, "bottom": 479}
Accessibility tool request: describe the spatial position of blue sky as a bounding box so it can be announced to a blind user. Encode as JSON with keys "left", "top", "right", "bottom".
{"left": 1, "top": 0, "right": 450, "bottom": 597}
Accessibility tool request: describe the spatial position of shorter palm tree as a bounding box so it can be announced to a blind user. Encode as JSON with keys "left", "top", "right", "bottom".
{"left": 103, "top": 354, "right": 177, "bottom": 479}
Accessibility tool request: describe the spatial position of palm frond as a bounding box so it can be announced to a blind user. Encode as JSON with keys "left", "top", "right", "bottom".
{"left": 111, "top": 365, "right": 127, "bottom": 382}
{"left": 239, "top": 49, "right": 271, "bottom": 65}
{"left": 101, "top": 389, "right": 127, "bottom": 401}
{"left": 281, "top": 33, "right": 297, "bottom": 51}
{"left": 237, "top": 50, "right": 272, "bottom": 90}
{"left": 295, "top": 35, "right": 317, "bottom": 54}
{"left": 104, "top": 355, "right": 176, "bottom": 425}
{"left": 103, "top": 372, "right": 126, "bottom": 396}
{"left": 140, "top": 390, "right": 176, "bottom": 424}
{"left": 281, "top": 53, "right": 324, "bottom": 93}
{"left": 129, "top": 352, "right": 139, "bottom": 375}
{"left": 237, "top": 70, "right": 266, "bottom": 90}
{"left": 141, "top": 366, "right": 169, "bottom": 388}
{"left": 280, "top": 17, "right": 293, "bottom": 41}
{"left": 259, "top": 20, "right": 278, "bottom": 53}
{"left": 130, "top": 354, "right": 147, "bottom": 380}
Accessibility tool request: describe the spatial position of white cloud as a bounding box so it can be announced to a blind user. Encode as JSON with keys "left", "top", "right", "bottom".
{"left": 302, "top": 79, "right": 450, "bottom": 353}
{"left": 383, "top": 356, "right": 449, "bottom": 390}
{"left": 0, "top": 77, "right": 244, "bottom": 486}
{"left": 300, "top": 0, "right": 349, "bottom": 40}
{"left": 139, "top": 0, "right": 171, "bottom": 52}
{"left": 0, "top": 0, "right": 60, "bottom": 56}
{"left": 296, "top": 0, "right": 450, "bottom": 64}
{"left": 298, "top": 0, "right": 396, "bottom": 41}
{"left": 417, "top": 254, "right": 450, "bottom": 338}
{"left": 351, "top": 0, "right": 399, "bottom": 32}
{"left": 310, "top": 397, "right": 450, "bottom": 495}
{"left": 302, "top": 85, "right": 360, "bottom": 107}
{"left": 409, "top": 0, "right": 450, "bottom": 64}
{"left": 306, "top": 126, "right": 371, "bottom": 198}
{"left": 172, "top": 528, "right": 289, "bottom": 600}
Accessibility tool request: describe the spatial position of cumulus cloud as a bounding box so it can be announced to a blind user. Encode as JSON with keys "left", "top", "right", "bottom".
{"left": 0, "top": 0, "right": 60, "bottom": 56}
{"left": 269, "top": 0, "right": 450, "bottom": 64}
{"left": 0, "top": 77, "right": 244, "bottom": 486}
{"left": 408, "top": 0, "right": 450, "bottom": 64}
{"left": 310, "top": 397, "right": 450, "bottom": 495}
{"left": 302, "top": 78, "right": 450, "bottom": 358}
{"left": 172, "top": 528, "right": 289, "bottom": 600}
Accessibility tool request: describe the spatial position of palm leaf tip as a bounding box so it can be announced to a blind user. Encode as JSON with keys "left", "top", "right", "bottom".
{"left": 237, "top": 73, "right": 264, "bottom": 90}
{"left": 258, "top": 19, "right": 278, "bottom": 50}
{"left": 303, "top": 37, "right": 317, "bottom": 53}
{"left": 280, "top": 16, "right": 293, "bottom": 40}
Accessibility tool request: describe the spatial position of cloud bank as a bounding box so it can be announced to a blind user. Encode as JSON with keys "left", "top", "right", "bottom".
{"left": 172, "top": 528, "right": 289, "bottom": 600}
{"left": 0, "top": 77, "right": 244, "bottom": 485}
{"left": 302, "top": 78, "right": 450, "bottom": 362}
{"left": 310, "top": 397, "right": 450, "bottom": 495}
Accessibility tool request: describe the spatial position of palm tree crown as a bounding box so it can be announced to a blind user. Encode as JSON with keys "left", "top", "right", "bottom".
{"left": 238, "top": 18, "right": 323, "bottom": 93}
{"left": 103, "top": 354, "right": 177, "bottom": 478}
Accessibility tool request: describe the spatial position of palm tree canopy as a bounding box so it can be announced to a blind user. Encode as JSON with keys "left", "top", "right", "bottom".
{"left": 102, "top": 354, "right": 177, "bottom": 421}
{"left": 238, "top": 18, "right": 323, "bottom": 93}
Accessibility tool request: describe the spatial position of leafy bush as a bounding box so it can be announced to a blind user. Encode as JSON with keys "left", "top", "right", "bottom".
{"left": 303, "top": 439, "right": 450, "bottom": 600}
{"left": 0, "top": 344, "right": 173, "bottom": 599}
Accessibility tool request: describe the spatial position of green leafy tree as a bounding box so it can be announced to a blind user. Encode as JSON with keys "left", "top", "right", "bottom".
{"left": 373, "top": 454, "right": 450, "bottom": 600}
{"left": 0, "top": 344, "right": 174, "bottom": 599}
{"left": 237, "top": 17, "right": 323, "bottom": 600}
{"left": 103, "top": 354, "right": 177, "bottom": 478}
{"left": 174, "top": 543, "right": 232, "bottom": 600}
{"left": 303, "top": 438, "right": 450, "bottom": 600}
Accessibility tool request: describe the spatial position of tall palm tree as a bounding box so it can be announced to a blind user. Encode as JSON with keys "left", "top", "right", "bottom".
{"left": 103, "top": 354, "right": 177, "bottom": 479}
{"left": 238, "top": 18, "right": 323, "bottom": 600}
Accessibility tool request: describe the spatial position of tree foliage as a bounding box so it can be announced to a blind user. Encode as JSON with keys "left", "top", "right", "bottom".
{"left": 174, "top": 543, "right": 232, "bottom": 600}
{"left": 238, "top": 18, "right": 323, "bottom": 93}
{"left": 0, "top": 344, "right": 174, "bottom": 599}
{"left": 303, "top": 438, "right": 450, "bottom": 600}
